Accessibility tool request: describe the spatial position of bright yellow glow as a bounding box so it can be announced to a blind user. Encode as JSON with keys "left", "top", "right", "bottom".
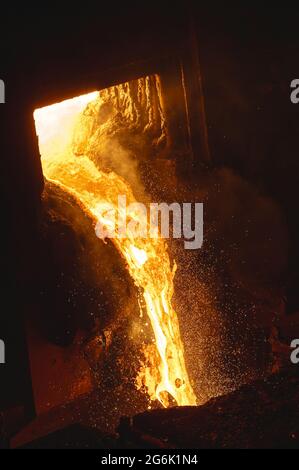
{"left": 34, "top": 91, "right": 99, "bottom": 161}
{"left": 34, "top": 89, "right": 197, "bottom": 408}
{"left": 130, "top": 246, "right": 148, "bottom": 267}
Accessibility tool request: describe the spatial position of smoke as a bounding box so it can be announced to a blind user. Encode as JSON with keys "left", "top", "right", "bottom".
{"left": 72, "top": 76, "right": 167, "bottom": 201}
{"left": 89, "top": 135, "right": 145, "bottom": 199}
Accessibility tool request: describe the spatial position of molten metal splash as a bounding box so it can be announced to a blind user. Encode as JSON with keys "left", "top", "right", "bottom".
{"left": 34, "top": 87, "right": 197, "bottom": 407}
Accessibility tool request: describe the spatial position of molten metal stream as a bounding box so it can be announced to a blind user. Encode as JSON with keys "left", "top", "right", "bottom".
{"left": 34, "top": 91, "right": 197, "bottom": 407}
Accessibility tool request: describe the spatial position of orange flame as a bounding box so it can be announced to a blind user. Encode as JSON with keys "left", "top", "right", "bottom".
{"left": 34, "top": 89, "right": 197, "bottom": 407}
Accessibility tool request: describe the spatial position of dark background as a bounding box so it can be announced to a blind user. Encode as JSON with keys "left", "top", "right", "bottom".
{"left": 0, "top": 2, "right": 299, "bottom": 422}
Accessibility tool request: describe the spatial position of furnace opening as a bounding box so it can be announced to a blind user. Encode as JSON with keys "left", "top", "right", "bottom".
{"left": 33, "top": 76, "right": 197, "bottom": 409}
